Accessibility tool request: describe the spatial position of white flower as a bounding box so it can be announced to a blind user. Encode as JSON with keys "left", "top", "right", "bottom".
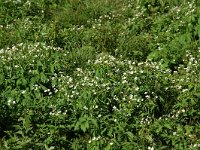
{"left": 135, "top": 87, "right": 139, "bottom": 91}
{"left": 182, "top": 89, "right": 188, "bottom": 92}
{"left": 140, "top": 70, "right": 144, "bottom": 73}
{"left": 69, "top": 77, "right": 73, "bottom": 82}
{"left": 21, "top": 90, "right": 26, "bottom": 94}
{"left": 129, "top": 71, "right": 134, "bottom": 74}
{"left": 177, "top": 86, "right": 182, "bottom": 89}
{"left": 97, "top": 136, "right": 101, "bottom": 140}
{"left": 145, "top": 95, "right": 150, "bottom": 99}
{"left": 83, "top": 106, "right": 88, "bottom": 110}
{"left": 113, "top": 106, "right": 117, "bottom": 110}
{"left": 8, "top": 99, "right": 12, "bottom": 105}
{"left": 92, "top": 137, "right": 97, "bottom": 141}
{"left": 181, "top": 109, "right": 185, "bottom": 113}
{"left": 173, "top": 132, "right": 177, "bottom": 136}
{"left": 148, "top": 146, "right": 154, "bottom": 150}
{"left": 0, "top": 49, "right": 4, "bottom": 54}
{"left": 122, "top": 80, "right": 127, "bottom": 84}
{"left": 129, "top": 94, "right": 133, "bottom": 99}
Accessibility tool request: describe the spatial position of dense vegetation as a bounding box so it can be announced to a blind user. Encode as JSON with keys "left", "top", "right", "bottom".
{"left": 0, "top": 0, "right": 200, "bottom": 149}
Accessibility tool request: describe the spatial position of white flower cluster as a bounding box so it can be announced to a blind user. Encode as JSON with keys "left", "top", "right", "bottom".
{"left": 7, "top": 99, "right": 16, "bottom": 106}
{"left": 140, "top": 116, "right": 152, "bottom": 125}
{"left": 0, "top": 42, "right": 63, "bottom": 62}
{"left": 88, "top": 136, "right": 101, "bottom": 144}
{"left": 5, "top": 0, "right": 22, "bottom": 4}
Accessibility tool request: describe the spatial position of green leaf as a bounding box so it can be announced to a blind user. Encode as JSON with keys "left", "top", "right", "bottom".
{"left": 40, "top": 72, "right": 47, "bottom": 82}
{"left": 164, "top": 123, "right": 172, "bottom": 129}
{"left": 126, "top": 132, "right": 134, "bottom": 140}
{"left": 80, "top": 121, "right": 89, "bottom": 132}
{"left": 50, "top": 65, "right": 54, "bottom": 74}
{"left": 0, "top": 73, "right": 4, "bottom": 84}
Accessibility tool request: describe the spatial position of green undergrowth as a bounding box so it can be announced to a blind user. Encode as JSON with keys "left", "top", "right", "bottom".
{"left": 0, "top": 0, "right": 200, "bottom": 149}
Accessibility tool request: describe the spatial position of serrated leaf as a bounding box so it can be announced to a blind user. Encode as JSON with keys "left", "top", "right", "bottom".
{"left": 81, "top": 121, "right": 89, "bottom": 132}
{"left": 164, "top": 123, "right": 172, "bottom": 129}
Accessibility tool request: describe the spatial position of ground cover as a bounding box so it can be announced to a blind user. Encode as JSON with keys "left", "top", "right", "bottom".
{"left": 0, "top": 0, "right": 200, "bottom": 149}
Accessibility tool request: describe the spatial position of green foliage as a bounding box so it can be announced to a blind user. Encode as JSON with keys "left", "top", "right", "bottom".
{"left": 0, "top": 0, "right": 200, "bottom": 149}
